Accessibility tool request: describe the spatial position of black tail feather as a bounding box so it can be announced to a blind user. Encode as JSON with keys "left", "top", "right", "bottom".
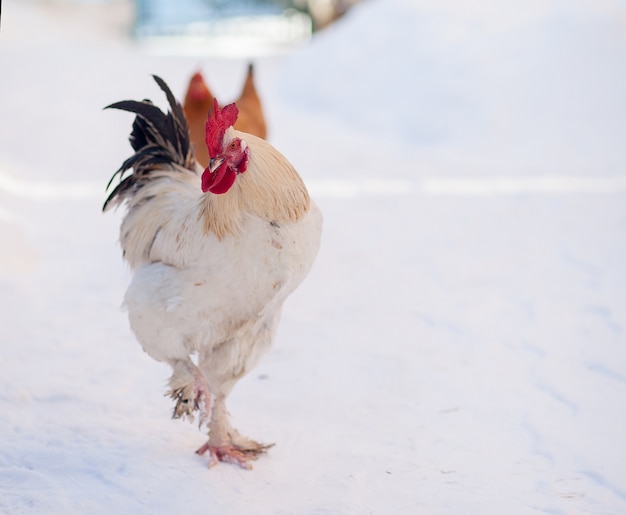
{"left": 103, "top": 75, "right": 195, "bottom": 212}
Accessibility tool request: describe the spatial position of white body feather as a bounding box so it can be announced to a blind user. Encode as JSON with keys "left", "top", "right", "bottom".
{"left": 125, "top": 199, "right": 322, "bottom": 387}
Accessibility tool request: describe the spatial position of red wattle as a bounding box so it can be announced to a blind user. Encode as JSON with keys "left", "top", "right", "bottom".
{"left": 201, "top": 163, "right": 237, "bottom": 194}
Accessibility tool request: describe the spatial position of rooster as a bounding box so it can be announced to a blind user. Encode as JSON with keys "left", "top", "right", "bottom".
{"left": 104, "top": 76, "right": 322, "bottom": 469}
{"left": 183, "top": 64, "right": 267, "bottom": 169}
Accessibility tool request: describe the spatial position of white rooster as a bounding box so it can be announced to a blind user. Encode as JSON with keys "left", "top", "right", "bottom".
{"left": 104, "top": 76, "right": 322, "bottom": 469}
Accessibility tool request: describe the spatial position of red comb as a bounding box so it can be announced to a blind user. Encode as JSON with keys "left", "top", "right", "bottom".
{"left": 205, "top": 99, "right": 239, "bottom": 158}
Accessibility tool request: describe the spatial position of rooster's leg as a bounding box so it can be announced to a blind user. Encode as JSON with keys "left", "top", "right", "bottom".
{"left": 167, "top": 359, "right": 212, "bottom": 426}
{"left": 195, "top": 396, "right": 273, "bottom": 469}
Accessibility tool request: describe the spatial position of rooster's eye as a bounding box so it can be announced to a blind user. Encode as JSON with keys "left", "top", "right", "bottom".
{"left": 229, "top": 141, "right": 238, "bottom": 150}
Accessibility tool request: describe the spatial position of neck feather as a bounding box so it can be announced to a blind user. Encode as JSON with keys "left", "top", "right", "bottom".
{"left": 198, "top": 132, "right": 310, "bottom": 239}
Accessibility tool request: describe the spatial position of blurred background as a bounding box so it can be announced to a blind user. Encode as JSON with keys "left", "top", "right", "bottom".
{"left": 133, "top": 0, "right": 359, "bottom": 43}
{"left": 16, "top": 0, "right": 361, "bottom": 55}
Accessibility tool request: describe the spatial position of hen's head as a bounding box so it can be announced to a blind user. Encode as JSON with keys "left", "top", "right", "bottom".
{"left": 201, "top": 99, "right": 249, "bottom": 194}
{"left": 186, "top": 72, "right": 213, "bottom": 103}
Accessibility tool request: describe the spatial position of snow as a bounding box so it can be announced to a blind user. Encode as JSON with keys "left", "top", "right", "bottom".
{"left": 1, "top": 0, "right": 626, "bottom": 513}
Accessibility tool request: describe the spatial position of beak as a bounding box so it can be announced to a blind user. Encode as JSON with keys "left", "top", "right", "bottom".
{"left": 208, "top": 157, "right": 224, "bottom": 173}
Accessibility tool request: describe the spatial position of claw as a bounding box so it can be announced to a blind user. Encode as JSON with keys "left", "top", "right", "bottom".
{"left": 196, "top": 442, "right": 274, "bottom": 470}
{"left": 169, "top": 387, "right": 205, "bottom": 421}
{"left": 166, "top": 371, "right": 212, "bottom": 427}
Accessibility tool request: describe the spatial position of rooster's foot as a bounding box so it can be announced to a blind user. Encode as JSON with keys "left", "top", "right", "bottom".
{"left": 167, "top": 364, "right": 212, "bottom": 427}
{"left": 196, "top": 441, "right": 274, "bottom": 470}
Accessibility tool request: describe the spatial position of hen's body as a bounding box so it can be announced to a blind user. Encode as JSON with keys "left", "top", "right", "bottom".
{"left": 105, "top": 76, "right": 322, "bottom": 467}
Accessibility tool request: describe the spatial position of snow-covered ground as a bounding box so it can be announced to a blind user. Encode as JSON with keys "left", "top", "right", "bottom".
{"left": 1, "top": 0, "right": 626, "bottom": 513}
